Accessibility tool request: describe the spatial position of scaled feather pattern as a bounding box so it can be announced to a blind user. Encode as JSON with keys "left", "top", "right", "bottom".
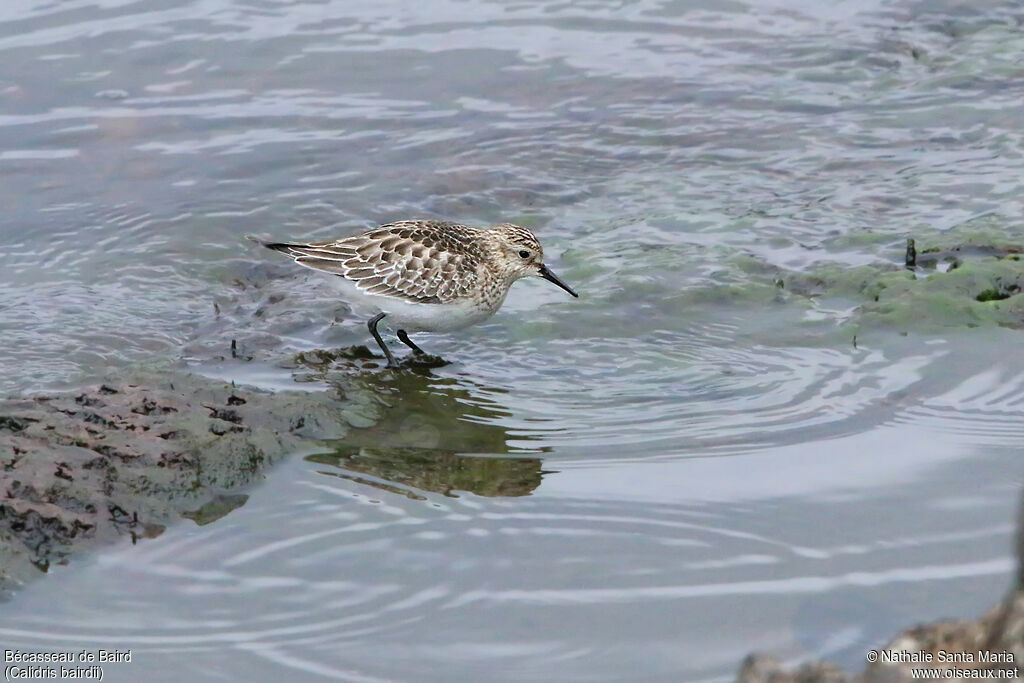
{"left": 264, "top": 220, "right": 491, "bottom": 304}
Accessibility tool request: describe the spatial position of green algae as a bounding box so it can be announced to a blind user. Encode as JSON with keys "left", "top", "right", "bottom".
{"left": 842, "top": 256, "right": 1024, "bottom": 331}
{"left": 722, "top": 217, "right": 1024, "bottom": 335}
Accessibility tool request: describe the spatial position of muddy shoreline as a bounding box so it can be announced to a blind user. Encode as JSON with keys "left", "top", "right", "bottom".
{"left": 0, "top": 371, "right": 352, "bottom": 597}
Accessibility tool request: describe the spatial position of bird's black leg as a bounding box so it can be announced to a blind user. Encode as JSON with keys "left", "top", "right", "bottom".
{"left": 397, "top": 329, "right": 425, "bottom": 355}
{"left": 367, "top": 313, "right": 398, "bottom": 367}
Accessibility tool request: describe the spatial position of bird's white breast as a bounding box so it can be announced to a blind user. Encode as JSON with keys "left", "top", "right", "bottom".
{"left": 328, "top": 275, "right": 506, "bottom": 332}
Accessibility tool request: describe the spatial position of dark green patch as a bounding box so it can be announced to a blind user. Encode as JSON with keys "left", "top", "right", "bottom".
{"left": 977, "top": 288, "right": 1011, "bottom": 302}
{"left": 0, "top": 416, "right": 34, "bottom": 432}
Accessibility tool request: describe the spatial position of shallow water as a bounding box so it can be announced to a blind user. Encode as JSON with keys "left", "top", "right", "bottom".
{"left": 3, "top": 0, "right": 1024, "bottom": 680}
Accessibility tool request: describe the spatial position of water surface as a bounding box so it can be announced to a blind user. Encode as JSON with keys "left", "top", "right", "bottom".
{"left": 2, "top": 0, "right": 1024, "bottom": 680}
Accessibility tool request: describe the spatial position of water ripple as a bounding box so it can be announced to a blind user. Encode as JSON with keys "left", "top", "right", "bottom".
{"left": 0, "top": 477, "right": 1012, "bottom": 680}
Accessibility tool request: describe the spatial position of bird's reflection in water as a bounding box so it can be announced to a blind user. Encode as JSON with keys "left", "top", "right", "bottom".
{"left": 297, "top": 347, "right": 551, "bottom": 499}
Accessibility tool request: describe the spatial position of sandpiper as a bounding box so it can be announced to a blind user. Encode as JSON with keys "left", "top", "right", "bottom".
{"left": 251, "top": 220, "right": 579, "bottom": 366}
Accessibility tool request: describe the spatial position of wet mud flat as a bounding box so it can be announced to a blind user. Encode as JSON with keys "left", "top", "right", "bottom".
{"left": 0, "top": 371, "right": 352, "bottom": 597}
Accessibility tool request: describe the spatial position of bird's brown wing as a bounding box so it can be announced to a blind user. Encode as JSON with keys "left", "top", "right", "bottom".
{"left": 260, "top": 221, "right": 486, "bottom": 304}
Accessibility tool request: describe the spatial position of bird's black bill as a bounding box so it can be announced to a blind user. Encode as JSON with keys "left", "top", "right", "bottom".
{"left": 538, "top": 264, "right": 579, "bottom": 298}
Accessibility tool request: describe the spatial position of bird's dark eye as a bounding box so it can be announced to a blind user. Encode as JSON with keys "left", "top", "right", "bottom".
{"left": 518, "top": 250, "right": 531, "bottom": 259}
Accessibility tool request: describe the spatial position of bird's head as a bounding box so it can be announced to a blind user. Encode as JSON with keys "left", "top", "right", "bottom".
{"left": 489, "top": 223, "right": 579, "bottom": 298}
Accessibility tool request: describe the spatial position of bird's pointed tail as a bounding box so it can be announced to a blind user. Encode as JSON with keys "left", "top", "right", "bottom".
{"left": 246, "top": 234, "right": 299, "bottom": 254}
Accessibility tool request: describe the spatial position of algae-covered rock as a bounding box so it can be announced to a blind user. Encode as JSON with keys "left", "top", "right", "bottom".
{"left": 744, "top": 217, "right": 1024, "bottom": 334}
{"left": 856, "top": 257, "right": 1024, "bottom": 330}
{"left": 778, "top": 254, "right": 1024, "bottom": 332}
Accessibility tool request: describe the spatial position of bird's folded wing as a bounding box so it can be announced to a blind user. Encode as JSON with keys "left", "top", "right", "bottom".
{"left": 269, "top": 229, "right": 480, "bottom": 304}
